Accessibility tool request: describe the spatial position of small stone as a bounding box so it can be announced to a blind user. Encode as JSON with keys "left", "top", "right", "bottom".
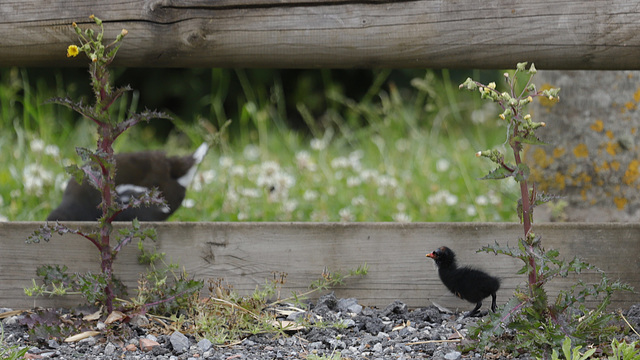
{"left": 2, "top": 315, "right": 20, "bottom": 326}
{"left": 197, "top": 338, "right": 212, "bottom": 352}
{"left": 373, "top": 343, "right": 383, "bottom": 353}
{"left": 444, "top": 350, "right": 462, "bottom": 360}
{"left": 146, "top": 334, "right": 158, "bottom": 342}
{"left": 170, "top": 331, "right": 190, "bottom": 353}
{"left": 337, "top": 298, "right": 362, "bottom": 314}
{"left": 340, "top": 319, "right": 356, "bottom": 328}
{"left": 46, "top": 339, "right": 59, "bottom": 349}
{"left": 79, "top": 336, "right": 97, "bottom": 346}
{"left": 104, "top": 342, "right": 116, "bottom": 356}
{"left": 124, "top": 343, "right": 137, "bottom": 352}
{"left": 130, "top": 314, "right": 150, "bottom": 327}
{"left": 140, "top": 337, "right": 160, "bottom": 351}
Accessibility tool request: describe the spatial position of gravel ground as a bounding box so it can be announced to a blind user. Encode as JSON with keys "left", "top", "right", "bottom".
{"left": 2, "top": 295, "right": 639, "bottom": 360}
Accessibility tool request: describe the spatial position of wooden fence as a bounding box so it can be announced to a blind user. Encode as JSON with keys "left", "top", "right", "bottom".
{"left": 2, "top": 1, "right": 640, "bottom": 68}
{"left": 1, "top": 222, "right": 638, "bottom": 310}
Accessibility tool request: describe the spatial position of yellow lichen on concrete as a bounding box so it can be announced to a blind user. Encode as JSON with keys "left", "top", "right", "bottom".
{"left": 594, "top": 161, "right": 610, "bottom": 173}
{"left": 634, "top": 88, "right": 640, "bottom": 102}
{"left": 590, "top": 119, "right": 604, "bottom": 132}
{"left": 625, "top": 102, "right": 637, "bottom": 111}
{"left": 533, "top": 148, "right": 552, "bottom": 168}
{"left": 606, "top": 142, "right": 619, "bottom": 156}
{"left": 622, "top": 159, "right": 640, "bottom": 185}
{"left": 614, "top": 196, "right": 628, "bottom": 210}
{"left": 611, "top": 161, "right": 621, "bottom": 171}
{"left": 573, "top": 144, "right": 589, "bottom": 158}
{"left": 606, "top": 130, "right": 615, "bottom": 140}
{"left": 554, "top": 172, "right": 566, "bottom": 190}
{"left": 552, "top": 147, "right": 565, "bottom": 158}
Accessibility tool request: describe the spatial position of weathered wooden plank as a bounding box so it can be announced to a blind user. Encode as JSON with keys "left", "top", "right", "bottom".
{"left": 1, "top": 1, "right": 640, "bottom": 69}
{"left": 1, "top": 222, "right": 637, "bottom": 311}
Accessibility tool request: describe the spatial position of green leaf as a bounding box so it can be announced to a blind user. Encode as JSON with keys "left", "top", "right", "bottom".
{"left": 479, "top": 166, "right": 515, "bottom": 180}
{"left": 514, "top": 132, "right": 548, "bottom": 146}
{"left": 533, "top": 192, "right": 562, "bottom": 207}
{"left": 64, "top": 164, "right": 84, "bottom": 184}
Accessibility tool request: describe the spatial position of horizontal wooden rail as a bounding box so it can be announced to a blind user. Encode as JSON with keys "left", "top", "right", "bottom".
{"left": 1, "top": 222, "right": 638, "bottom": 310}
{"left": 2, "top": 1, "right": 640, "bottom": 69}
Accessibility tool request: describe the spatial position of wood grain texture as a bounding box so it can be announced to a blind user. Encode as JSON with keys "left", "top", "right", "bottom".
{"left": 1, "top": 222, "right": 638, "bottom": 311}
{"left": 2, "top": 1, "right": 640, "bottom": 68}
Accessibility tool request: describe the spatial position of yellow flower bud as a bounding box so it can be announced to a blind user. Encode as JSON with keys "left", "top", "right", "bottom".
{"left": 524, "top": 114, "right": 531, "bottom": 120}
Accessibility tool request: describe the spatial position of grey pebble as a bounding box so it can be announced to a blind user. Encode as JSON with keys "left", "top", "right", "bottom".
{"left": 169, "top": 331, "right": 190, "bottom": 353}
{"left": 197, "top": 338, "right": 212, "bottom": 352}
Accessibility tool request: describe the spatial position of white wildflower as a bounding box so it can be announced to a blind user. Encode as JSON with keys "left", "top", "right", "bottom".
{"left": 243, "top": 144, "right": 260, "bottom": 161}
{"left": 303, "top": 190, "right": 318, "bottom": 201}
{"left": 445, "top": 193, "right": 458, "bottom": 206}
{"left": 192, "top": 169, "right": 216, "bottom": 191}
{"left": 230, "top": 165, "right": 246, "bottom": 177}
{"left": 30, "top": 139, "right": 45, "bottom": 153}
{"left": 0, "top": 214, "right": 8, "bottom": 222}
{"left": 330, "top": 156, "right": 350, "bottom": 169}
{"left": 295, "top": 151, "right": 317, "bottom": 171}
{"left": 436, "top": 159, "right": 450, "bottom": 172}
{"left": 359, "top": 169, "right": 379, "bottom": 182}
{"left": 282, "top": 200, "right": 297, "bottom": 213}
{"left": 310, "top": 138, "right": 327, "bottom": 151}
{"left": 427, "top": 189, "right": 458, "bottom": 206}
{"left": 393, "top": 213, "right": 411, "bottom": 223}
{"left": 239, "top": 187, "right": 261, "bottom": 198}
{"left": 346, "top": 176, "right": 361, "bottom": 187}
{"left": 44, "top": 144, "right": 60, "bottom": 158}
{"left": 339, "top": 207, "right": 354, "bottom": 222}
{"left": 351, "top": 195, "right": 366, "bottom": 206}
{"left": 23, "top": 164, "right": 54, "bottom": 196}
{"left": 182, "top": 198, "right": 195, "bottom": 208}
{"left": 475, "top": 195, "right": 489, "bottom": 206}
{"left": 466, "top": 205, "right": 477, "bottom": 216}
{"left": 237, "top": 212, "right": 249, "bottom": 221}
{"left": 219, "top": 156, "right": 234, "bottom": 169}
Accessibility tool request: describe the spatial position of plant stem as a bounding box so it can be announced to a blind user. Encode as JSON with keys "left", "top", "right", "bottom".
{"left": 511, "top": 133, "right": 537, "bottom": 295}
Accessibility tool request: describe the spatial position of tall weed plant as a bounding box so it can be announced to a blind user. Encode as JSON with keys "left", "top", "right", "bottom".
{"left": 460, "top": 63, "right": 632, "bottom": 358}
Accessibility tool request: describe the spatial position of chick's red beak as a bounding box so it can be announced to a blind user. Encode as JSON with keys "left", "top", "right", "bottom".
{"left": 426, "top": 252, "right": 436, "bottom": 259}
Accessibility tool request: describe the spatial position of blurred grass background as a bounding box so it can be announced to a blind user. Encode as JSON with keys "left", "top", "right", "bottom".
{"left": 0, "top": 67, "right": 520, "bottom": 222}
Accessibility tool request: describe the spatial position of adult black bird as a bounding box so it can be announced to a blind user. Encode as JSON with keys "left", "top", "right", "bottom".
{"left": 47, "top": 143, "right": 209, "bottom": 221}
{"left": 426, "top": 246, "right": 500, "bottom": 317}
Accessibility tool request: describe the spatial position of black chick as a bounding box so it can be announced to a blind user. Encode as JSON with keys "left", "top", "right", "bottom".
{"left": 426, "top": 246, "right": 500, "bottom": 317}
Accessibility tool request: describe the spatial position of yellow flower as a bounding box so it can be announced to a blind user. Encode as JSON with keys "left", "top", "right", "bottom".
{"left": 66, "top": 45, "right": 79, "bottom": 57}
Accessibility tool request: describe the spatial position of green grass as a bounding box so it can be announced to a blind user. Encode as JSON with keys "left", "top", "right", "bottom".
{"left": 0, "top": 68, "right": 519, "bottom": 222}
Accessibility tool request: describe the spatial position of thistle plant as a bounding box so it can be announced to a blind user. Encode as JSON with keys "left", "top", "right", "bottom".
{"left": 460, "top": 63, "right": 631, "bottom": 357}
{"left": 26, "top": 15, "right": 175, "bottom": 313}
